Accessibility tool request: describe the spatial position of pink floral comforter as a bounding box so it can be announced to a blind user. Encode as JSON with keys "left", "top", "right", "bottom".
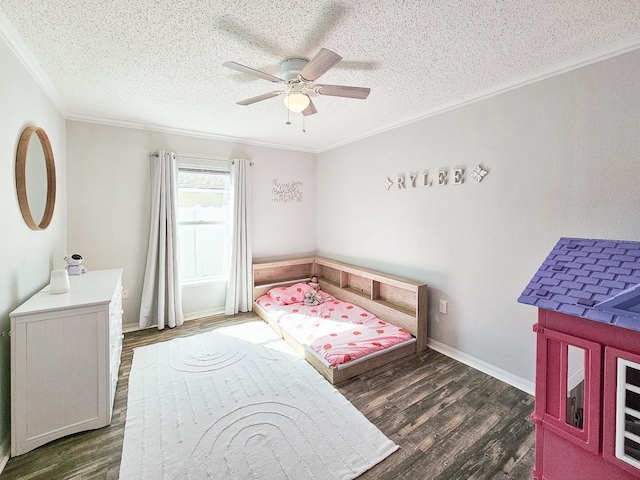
{"left": 255, "top": 293, "right": 413, "bottom": 367}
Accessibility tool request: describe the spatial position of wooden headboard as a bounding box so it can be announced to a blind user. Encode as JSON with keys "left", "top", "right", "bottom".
{"left": 252, "top": 257, "right": 428, "bottom": 351}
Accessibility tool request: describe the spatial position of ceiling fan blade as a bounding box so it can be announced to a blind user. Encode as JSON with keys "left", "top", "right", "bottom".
{"left": 315, "top": 84, "right": 371, "bottom": 99}
{"left": 237, "top": 91, "right": 282, "bottom": 106}
{"left": 302, "top": 98, "right": 317, "bottom": 116}
{"left": 217, "top": 17, "right": 289, "bottom": 58}
{"left": 298, "top": 48, "right": 342, "bottom": 82}
{"left": 299, "top": 2, "right": 347, "bottom": 54}
{"left": 223, "top": 62, "right": 284, "bottom": 83}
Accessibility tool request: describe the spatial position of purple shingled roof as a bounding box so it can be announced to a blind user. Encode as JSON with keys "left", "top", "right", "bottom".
{"left": 518, "top": 237, "right": 640, "bottom": 331}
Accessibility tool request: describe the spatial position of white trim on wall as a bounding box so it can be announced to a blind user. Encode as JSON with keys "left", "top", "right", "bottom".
{"left": 1, "top": 9, "right": 638, "bottom": 155}
{"left": 0, "top": 10, "right": 66, "bottom": 113}
{"left": 319, "top": 36, "right": 640, "bottom": 152}
{"left": 67, "top": 36, "right": 640, "bottom": 155}
{"left": 66, "top": 114, "right": 318, "bottom": 154}
{"left": 427, "top": 338, "right": 535, "bottom": 396}
{"left": 183, "top": 308, "right": 226, "bottom": 322}
{"left": 122, "top": 309, "right": 227, "bottom": 333}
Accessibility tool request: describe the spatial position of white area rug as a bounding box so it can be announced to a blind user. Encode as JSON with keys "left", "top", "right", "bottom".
{"left": 119, "top": 321, "right": 398, "bottom": 479}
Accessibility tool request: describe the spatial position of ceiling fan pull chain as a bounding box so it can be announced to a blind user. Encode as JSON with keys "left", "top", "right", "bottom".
{"left": 303, "top": 114, "right": 306, "bottom": 133}
{"left": 286, "top": 108, "right": 291, "bottom": 125}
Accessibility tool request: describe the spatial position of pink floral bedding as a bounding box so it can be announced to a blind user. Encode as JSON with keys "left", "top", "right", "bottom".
{"left": 255, "top": 292, "right": 413, "bottom": 367}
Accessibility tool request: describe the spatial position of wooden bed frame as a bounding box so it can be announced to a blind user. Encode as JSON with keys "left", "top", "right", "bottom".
{"left": 252, "top": 256, "right": 428, "bottom": 384}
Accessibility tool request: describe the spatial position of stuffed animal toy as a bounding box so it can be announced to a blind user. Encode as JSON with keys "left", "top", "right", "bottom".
{"left": 304, "top": 291, "right": 323, "bottom": 306}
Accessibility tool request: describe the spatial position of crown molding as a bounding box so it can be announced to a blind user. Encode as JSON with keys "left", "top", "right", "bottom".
{"left": 65, "top": 113, "right": 318, "bottom": 154}
{"left": 318, "top": 36, "right": 640, "bottom": 153}
{"left": 62, "top": 30, "right": 640, "bottom": 155}
{"left": 0, "top": 9, "right": 67, "bottom": 114}
{"left": 3, "top": 5, "right": 639, "bottom": 155}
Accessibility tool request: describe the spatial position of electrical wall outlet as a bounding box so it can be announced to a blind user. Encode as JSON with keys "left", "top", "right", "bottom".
{"left": 122, "top": 289, "right": 130, "bottom": 299}
{"left": 439, "top": 299, "right": 448, "bottom": 314}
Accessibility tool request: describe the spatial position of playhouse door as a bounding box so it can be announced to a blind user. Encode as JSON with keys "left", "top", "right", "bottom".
{"left": 534, "top": 327, "right": 601, "bottom": 453}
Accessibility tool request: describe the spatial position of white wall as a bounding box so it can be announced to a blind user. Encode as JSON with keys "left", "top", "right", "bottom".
{"left": 0, "top": 37, "right": 66, "bottom": 464}
{"left": 317, "top": 49, "right": 640, "bottom": 387}
{"left": 66, "top": 121, "right": 316, "bottom": 329}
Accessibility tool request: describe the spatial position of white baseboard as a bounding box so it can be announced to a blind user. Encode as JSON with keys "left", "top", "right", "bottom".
{"left": 183, "top": 308, "right": 225, "bottom": 322}
{"left": 0, "top": 434, "right": 10, "bottom": 475}
{"left": 427, "top": 338, "right": 534, "bottom": 396}
{"left": 122, "top": 309, "right": 227, "bottom": 333}
{"left": 123, "top": 323, "right": 140, "bottom": 333}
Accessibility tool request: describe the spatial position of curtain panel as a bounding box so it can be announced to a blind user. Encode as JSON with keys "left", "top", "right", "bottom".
{"left": 139, "top": 151, "right": 184, "bottom": 330}
{"left": 225, "top": 158, "right": 253, "bottom": 315}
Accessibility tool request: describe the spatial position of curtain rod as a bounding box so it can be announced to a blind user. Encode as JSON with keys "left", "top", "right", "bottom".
{"left": 149, "top": 151, "right": 253, "bottom": 165}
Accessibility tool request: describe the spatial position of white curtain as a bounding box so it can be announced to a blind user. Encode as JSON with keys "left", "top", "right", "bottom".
{"left": 139, "top": 151, "right": 184, "bottom": 330}
{"left": 225, "top": 159, "right": 253, "bottom": 315}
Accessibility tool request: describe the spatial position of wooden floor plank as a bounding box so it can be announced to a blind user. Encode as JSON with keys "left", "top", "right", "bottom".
{"left": 1, "top": 314, "right": 534, "bottom": 479}
{"left": 429, "top": 381, "right": 535, "bottom": 480}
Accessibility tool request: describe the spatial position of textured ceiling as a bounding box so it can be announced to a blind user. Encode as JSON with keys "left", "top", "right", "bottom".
{"left": 1, "top": 1, "right": 640, "bottom": 152}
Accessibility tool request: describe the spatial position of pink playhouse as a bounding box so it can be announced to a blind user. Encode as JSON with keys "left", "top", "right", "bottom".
{"left": 519, "top": 237, "right": 640, "bottom": 479}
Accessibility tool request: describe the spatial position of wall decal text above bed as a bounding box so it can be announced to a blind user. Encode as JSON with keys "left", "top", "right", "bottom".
{"left": 272, "top": 179, "right": 303, "bottom": 202}
{"left": 383, "top": 164, "right": 489, "bottom": 190}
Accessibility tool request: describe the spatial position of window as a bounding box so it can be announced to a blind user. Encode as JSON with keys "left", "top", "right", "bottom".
{"left": 177, "top": 166, "right": 231, "bottom": 282}
{"left": 615, "top": 358, "right": 640, "bottom": 469}
{"left": 567, "top": 345, "right": 585, "bottom": 429}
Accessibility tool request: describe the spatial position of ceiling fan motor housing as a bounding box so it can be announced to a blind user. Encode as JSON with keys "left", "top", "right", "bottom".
{"left": 279, "top": 58, "right": 309, "bottom": 82}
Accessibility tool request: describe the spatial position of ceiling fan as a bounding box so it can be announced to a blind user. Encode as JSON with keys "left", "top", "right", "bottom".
{"left": 223, "top": 48, "right": 371, "bottom": 116}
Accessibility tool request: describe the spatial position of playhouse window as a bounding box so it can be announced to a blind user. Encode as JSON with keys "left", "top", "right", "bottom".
{"left": 567, "top": 345, "right": 585, "bottom": 429}
{"left": 616, "top": 358, "right": 640, "bottom": 468}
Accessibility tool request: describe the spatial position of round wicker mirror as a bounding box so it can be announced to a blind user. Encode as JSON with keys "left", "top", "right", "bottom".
{"left": 15, "top": 126, "right": 56, "bottom": 230}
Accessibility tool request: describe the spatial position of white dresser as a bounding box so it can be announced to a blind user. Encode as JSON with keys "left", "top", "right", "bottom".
{"left": 9, "top": 269, "right": 124, "bottom": 456}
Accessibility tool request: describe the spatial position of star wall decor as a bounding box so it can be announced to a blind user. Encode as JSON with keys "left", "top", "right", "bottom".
{"left": 470, "top": 164, "right": 489, "bottom": 182}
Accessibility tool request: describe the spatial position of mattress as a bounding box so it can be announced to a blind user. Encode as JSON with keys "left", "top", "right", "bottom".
{"left": 255, "top": 289, "right": 414, "bottom": 368}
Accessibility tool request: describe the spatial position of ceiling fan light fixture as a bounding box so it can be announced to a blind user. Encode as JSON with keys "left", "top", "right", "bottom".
{"left": 283, "top": 92, "right": 310, "bottom": 113}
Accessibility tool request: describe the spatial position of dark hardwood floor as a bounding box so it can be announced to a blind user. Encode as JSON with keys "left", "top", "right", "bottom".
{"left": 1, "top": 314, "right": 534, "bottom": 479}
